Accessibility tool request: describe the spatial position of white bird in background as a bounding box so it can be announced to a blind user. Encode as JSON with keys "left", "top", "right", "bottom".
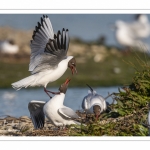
{"left": 82, "top": 84, "right": 111, "bottom": 119}
{"left": 114, "top": 14, "right": 150, "bottom": 52}
{"left": 133, "top": 14, "right": 150, "bottom": 39}
{"left": 11, "top": 15, "right": 77, "bottom": 98}
{"left": 0, "top": 39, "right": 19, "bottom": 54}
{"left": 28, "top": 78, "right": 80, "bottom": 129}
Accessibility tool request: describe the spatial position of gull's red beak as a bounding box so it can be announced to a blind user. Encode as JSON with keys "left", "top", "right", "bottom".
{"left": 64, "top": 78, "right": 71, "bottom": 85}
{"left": 70, "top": 66, "right": 77, "bottom": 75}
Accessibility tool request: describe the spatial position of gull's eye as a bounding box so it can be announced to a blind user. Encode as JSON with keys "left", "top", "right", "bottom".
{"left": 72, "top": 63, "right": 75, "bottom": 66}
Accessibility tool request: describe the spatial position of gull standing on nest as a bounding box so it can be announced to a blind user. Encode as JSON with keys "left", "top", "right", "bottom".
{"left": 28, "top": 78, "right": 80, "bottom": 129}
{"left": 82, "top": 84, "right": 112, "bottom": 120}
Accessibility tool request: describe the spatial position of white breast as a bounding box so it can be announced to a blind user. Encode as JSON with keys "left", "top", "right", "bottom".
{"left": 43, "top": 93, "right": 65, "bottom": 125}
{"left": 33, "top": 56, "right": 73, "bottom": 87}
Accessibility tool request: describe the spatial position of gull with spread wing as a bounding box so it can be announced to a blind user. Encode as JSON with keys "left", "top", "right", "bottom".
{"left": 11, "top": 15, "right": 77, "bottom": 98}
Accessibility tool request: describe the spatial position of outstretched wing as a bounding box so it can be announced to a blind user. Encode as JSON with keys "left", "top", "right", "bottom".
{"left": 58, "top": 107, "right": 80, "bottom": 119}
{"left": 29, "top": 15, "right": 70, "bottom": 74}
{"left": 28, "top": 100, "right": 46, "bottom": 129}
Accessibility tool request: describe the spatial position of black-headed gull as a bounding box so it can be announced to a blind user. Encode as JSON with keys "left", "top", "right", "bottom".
{"left": 0, "top": 39, "right": 19, "bottom": 54}
{"left": 82, "top": 84, "right": 112, "bottom": 119}
{"left": 11, "top": 15, "right": 77, "bottom": 98}
{"left": 28, "top": 78, "right": 80, "bottom": 129}
{"left": 133, "top": 14, "right": 150, "bottom": 39}
{"left": 114, "top": 14, "right": 150, "bottom": 50}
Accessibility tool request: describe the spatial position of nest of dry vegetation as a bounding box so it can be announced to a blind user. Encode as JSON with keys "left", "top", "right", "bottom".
{"left": 0, "top": 104, "right": 148, "bottom": 136}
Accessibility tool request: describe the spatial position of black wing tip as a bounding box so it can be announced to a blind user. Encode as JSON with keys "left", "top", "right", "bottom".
{"left": 135, "top": 14, "right": 141, "bottom": 20}
{"left": 40, "top": 18, "right": 44, "bottom": 26}
{"left": 49, "top": 38, "right": 53, "bottom": 42}
{"left": 38, "top": 22, "right": 41, "bottom": 28}
{"left": 43, "top": 14, "right": 49, "bottom": 18}
{"left": 32, "top": 30, "right": 36, "bottom": 40}
{"left": 58, "top": 30, "right": 61, "bottom": 34}
{"left": 32, "top": 26, "right": 39, "bottom": 39}
{"left": 62, "top": 28, "right": 69, "bottom": 32}
{"left": 54, "top": 34, "right": 57, "bottom": 39}
{"left": 86, "top": 84, "right": 93, "bottom": 92}
{"left": 32, "top": 35, "right": 35, "bottom": 40}
{"left": 41, "top": 17, "right": 43, "bottom": 23}
{"left": 35, "top": 26, "right": 38, "bottom": 30}
{"left": 41, "top": 17, "right": 44, "bottom": 20}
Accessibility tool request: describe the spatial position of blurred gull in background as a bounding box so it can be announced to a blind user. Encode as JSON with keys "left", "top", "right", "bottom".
{"left": 2, "top": 92, "right": 17, "bottom": 100}
{"left": 0, "top": 39, "right": 19, "bottom": 54}
{"left": 114, "top": 14, "right": 150, "bottom": 52}
{"left": 133, "top": 14, "right": 150, "bottom": 39}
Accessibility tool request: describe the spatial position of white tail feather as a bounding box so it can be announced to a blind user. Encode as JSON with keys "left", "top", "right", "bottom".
{"left": 11, "top": 75, "right": 36, "bottom": 90}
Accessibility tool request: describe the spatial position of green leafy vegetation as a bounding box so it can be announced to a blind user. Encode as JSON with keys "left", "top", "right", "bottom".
{"left": 68, "top": 49, "right": 150, "bottom": 136}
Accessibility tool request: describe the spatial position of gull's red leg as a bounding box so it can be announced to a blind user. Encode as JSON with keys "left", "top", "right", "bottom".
{"left": 46, "top": 90, "right": 60, "bottom": 95}
{"left": 95, "top": 115, "right": 99, "bottom": 121}
{"left": 44, "top": 88, "right": 52, "bottom": 98}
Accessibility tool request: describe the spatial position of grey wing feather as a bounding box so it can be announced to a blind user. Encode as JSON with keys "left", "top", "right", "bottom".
{"left": 29, "top": 15, "right": 70, "bottom": 74}
{"left": 65, "top": 30, "right": 69, "bottom": 50}
{"left": 82, "top": 97, "right": 86, "bottom": 109}
{"left": 58, "top": 107, "right": 80, "bottom": 119}
{"left": 82, "top": 94, "right": 93, "bottom": 110}
{"left": 82, "top": 96, "right": 90, "bottom": 110}
{"left": 28, "top": 100, "right": 46, "bottom": 129}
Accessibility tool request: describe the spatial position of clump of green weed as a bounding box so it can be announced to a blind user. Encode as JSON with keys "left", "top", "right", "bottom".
{"left": 68, "top": 49, "right": 150, "bottom": 136}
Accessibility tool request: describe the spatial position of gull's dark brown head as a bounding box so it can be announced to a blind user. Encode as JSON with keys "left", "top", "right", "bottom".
{"left": 93, "top": 105, "right": 101, "bottom": 119}
{"left": 68, "top": 57, "right": 77, "bottom": 75}
{"left": 59, "top": 78, "right": 71, "bottom": 94}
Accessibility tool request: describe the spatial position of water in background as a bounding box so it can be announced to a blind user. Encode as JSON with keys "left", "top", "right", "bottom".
{"left": 0, "top": 87, "right": 119, "bottom": 117}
